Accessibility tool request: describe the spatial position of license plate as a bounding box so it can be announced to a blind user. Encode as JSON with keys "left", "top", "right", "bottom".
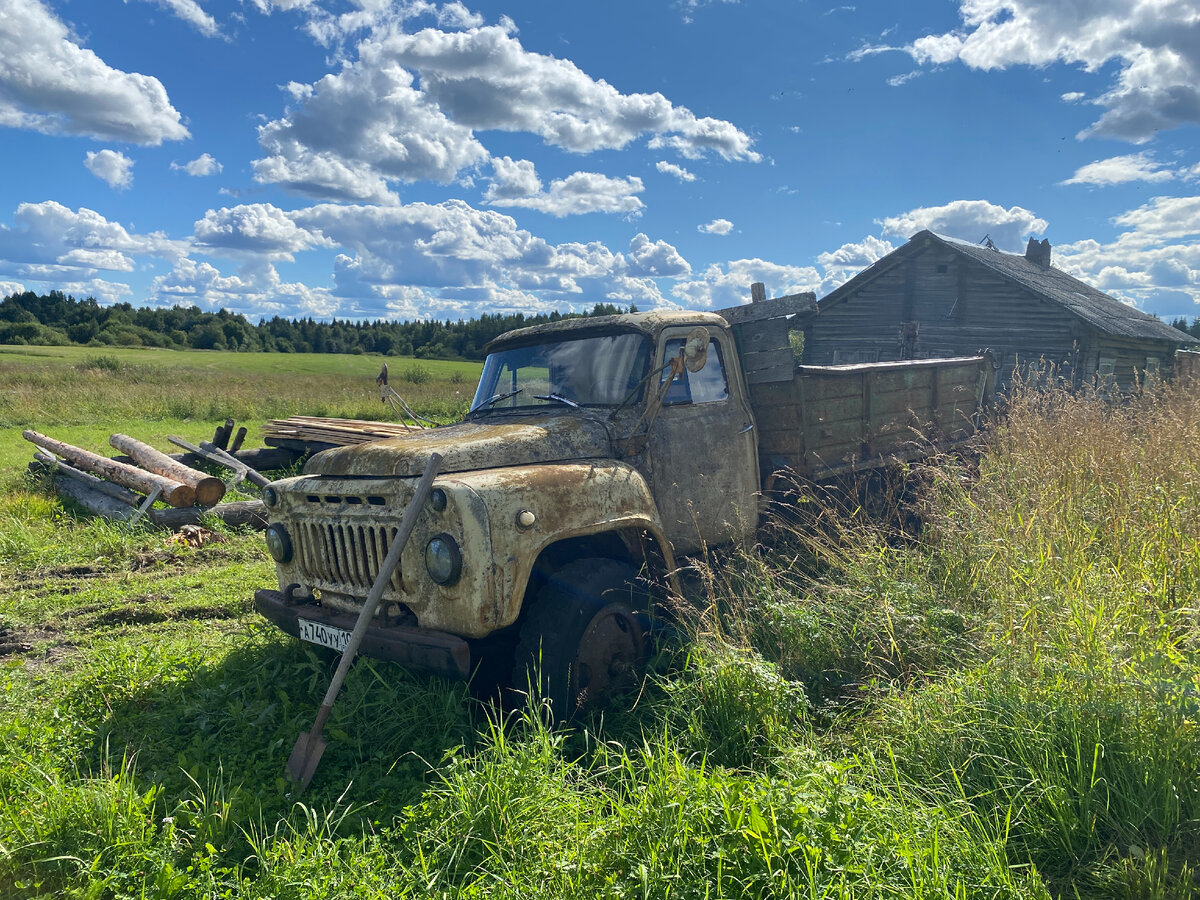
{"left": 298, "top": 618, "right": 353, "bottom": 653}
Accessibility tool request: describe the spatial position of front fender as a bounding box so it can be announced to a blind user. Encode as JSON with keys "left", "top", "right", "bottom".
{"left": 448, "top": 460, "right": 673, "bottom": 628}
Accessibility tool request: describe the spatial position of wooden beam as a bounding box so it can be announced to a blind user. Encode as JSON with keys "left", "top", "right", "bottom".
{"left": 23, "top": 430, "right": 195, "bottom": 507}
{"left": 717, "top": 292, "right": 817, "bottom": 326}
{"left": 151, "top": 500, "right": 267, "bottom": 530}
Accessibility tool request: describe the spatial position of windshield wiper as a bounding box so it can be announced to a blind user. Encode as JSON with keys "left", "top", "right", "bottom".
{"left": 533, "top": 392, "right": 580, "bottom": 408}
{"left": 469, "top": 388, "right": 523, "bottom": 413}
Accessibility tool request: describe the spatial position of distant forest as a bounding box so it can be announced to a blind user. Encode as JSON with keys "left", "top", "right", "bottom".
{"left": 0, "top": 291, "right": 638, "bottom": 361}
{"left": 1172, "top": 316, "right": 1200, "bottom": 339}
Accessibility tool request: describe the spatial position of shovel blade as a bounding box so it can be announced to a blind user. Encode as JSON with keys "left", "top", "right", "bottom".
{"left": 286, "top": 729, "right": 327, "bottom": 789}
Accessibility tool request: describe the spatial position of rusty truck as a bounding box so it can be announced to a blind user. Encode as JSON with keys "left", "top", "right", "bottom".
{"left": 254, "top": 291, "right": 995, "bottom": 713}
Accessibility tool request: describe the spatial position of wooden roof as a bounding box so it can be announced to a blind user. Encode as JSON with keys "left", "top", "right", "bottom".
{"left": 820, "top": 230, "right": 1198, "bottom": 345}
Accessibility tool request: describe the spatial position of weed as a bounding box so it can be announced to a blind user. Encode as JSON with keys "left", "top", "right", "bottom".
{"left": 401, "top": 363, "right": 432, "bottom": 385}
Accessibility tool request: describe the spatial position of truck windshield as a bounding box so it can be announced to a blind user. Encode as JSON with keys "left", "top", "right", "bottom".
{"left": 472, "top": 332, "right": 651, "bottom": 411}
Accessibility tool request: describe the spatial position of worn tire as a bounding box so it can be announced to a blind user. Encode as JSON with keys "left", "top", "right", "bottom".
{"left": 514, "top": 558, "right": 648, "bottom": 719}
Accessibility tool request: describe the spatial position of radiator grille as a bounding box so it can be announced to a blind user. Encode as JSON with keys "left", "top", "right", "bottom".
{"left": 294, "top": 520, "right": 404, "bottom": 596}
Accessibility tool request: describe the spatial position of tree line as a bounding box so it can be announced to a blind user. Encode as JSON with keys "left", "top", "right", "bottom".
{"left": 1172, "top": 317, "right": 1200, "bottom": 340}
{"left": 0, "top": 290, "right": 638, "bottom": 360}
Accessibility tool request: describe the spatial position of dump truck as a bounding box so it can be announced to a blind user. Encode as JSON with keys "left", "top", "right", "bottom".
{"left": 254, "top": 292, "right": 995, "bottom": 713}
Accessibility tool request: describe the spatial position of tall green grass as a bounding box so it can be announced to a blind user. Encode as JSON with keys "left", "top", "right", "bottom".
{"left": 1, "top": 358, "right": 1198, "bottom": 897}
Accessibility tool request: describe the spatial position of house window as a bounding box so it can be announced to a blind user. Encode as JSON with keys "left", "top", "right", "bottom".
{"left": 1097, "top": 356, "right": 1117, "bottom": 388}
{"left": 1145, "top": 356, "right": 1161, "bottom": 375}
{"left": 936, "top": 264, "right": 948, "bottom": 274}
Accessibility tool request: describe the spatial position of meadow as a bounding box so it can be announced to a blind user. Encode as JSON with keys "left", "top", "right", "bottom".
{"left": 0, "top": 345, "right": 1196, "bottom": 898}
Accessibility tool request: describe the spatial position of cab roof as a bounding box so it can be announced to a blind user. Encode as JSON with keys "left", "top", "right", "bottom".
{"left": 486, "top": 310, "right": 728, "bottom": 353}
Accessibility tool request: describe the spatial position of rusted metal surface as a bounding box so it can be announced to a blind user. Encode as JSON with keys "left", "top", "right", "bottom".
{"left": 264, "top": 459, "right": 670, "bottom": 639}
{"left": 306, "top": 416, "right": 614, "bottom": 478}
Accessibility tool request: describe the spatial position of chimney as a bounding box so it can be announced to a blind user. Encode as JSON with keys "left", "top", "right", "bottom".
{"left": 750, "top": 282, "right": 766, "bottom": 303}
{"left": 1025, "top": 237, "right": 1051, "bottom": 268}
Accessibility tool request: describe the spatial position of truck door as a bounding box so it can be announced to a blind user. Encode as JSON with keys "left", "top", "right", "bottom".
{"left": 648, "top": 326, "right": 760, "bottom": 555}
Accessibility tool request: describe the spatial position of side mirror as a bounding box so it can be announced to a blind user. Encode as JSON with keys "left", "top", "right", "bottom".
{"left": 682, "top": 326, "right": 709, "bottom": 373}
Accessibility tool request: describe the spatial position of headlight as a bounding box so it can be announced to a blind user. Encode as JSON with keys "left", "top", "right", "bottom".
{"left": 265, "top": 523, "right": 293, "bottom": 563}
{"left": 424, "top": 533, "right": 462, "bottom": 585}
{"left": 263, "top": 486, "right": 279, "bottom": 508}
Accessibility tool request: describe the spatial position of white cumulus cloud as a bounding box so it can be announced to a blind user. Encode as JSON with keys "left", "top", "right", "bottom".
{"left": 626, "top": 233, "right": 690, "bottom": 278}
{"left": 253, "top": 48, "right": 488, "bottom": 201}
{"left": 388, "top": 25, "right": 760, "bottom": 160}
{"left": 878, "top": 199, "right": 1047, "bottom": 251}
{"left": 673, "top": 259, "right": 821, "bottom": 309}
{"left": 172, "top": 153, "right": 223, "bottom": 176}
{"left": 0, "top": 201, "right": 188, "bottom": 301}
{"left": 904, "top": 0, "right": 1200, "bottom": 143}
{"left": 698, "top": 218, "right": 734, "bottom": 235}
{"left": 1062, "top": 152, "right": 1177, "bottom": 186}
{"left": 0, "top": 0, "right": 189, "bottom": 144}
{"left": 485, "top": 170, "right": 645, "bottom": 217}
{"left": 656, "top": 161, "right": 697, "bottom": 182}
{"left": 141, "top": 0, "right": 221, "bottom": 37}
{"left": 194, "top": 203, "right": 332, "bottom": 259}
{"left": 84, "top": 150, "right": 135, "bottom": 189}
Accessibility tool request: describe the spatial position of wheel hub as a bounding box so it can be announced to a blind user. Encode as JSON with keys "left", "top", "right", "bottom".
{"left": 572, "top": 603, "right": 646, "bottom": 707}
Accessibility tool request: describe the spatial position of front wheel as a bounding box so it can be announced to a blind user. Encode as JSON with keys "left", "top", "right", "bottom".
{"left": 513, "top": 558, "right": 648, "bottom": 719}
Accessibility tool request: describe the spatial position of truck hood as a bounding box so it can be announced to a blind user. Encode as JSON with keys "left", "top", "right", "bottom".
{"left": 303, "top": 415, "right": 615, "bottom": 477}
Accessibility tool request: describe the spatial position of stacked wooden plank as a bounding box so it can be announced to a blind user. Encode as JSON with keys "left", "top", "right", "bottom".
{"left": 262, "top": 415, "right": 424, "bottom": 448}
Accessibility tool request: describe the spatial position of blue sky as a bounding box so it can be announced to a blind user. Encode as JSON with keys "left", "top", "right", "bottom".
{"left": 1, "top": 0, "right": 1198, "bottom": 322}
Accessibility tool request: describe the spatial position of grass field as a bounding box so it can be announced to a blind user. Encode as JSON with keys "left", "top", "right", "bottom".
{"left": 1, "top": 346, "right": 1197, "bottom": 898}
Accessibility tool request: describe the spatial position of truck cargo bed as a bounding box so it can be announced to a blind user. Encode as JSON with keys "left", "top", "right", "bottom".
{"left": 748, "top": 354, "right": 995, "bottom": 482}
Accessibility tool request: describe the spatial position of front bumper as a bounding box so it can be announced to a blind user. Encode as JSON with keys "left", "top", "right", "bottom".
{"left": 254, "top": 588, "right": 472, "bottom": 679}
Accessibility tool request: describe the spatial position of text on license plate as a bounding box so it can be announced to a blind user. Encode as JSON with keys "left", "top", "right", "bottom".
{"left": 298, "top": 619, "right": 353, "bottom": 653}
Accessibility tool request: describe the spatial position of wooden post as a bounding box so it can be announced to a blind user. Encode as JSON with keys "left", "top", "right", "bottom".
{"left": 215, "top": 418, "right": 235, "bottom": 450}
{"left": 23, "top": 430, "right": 195, "bottom": 508}
{"left": 110, "top": 434, "right": 226, "bottom": 506}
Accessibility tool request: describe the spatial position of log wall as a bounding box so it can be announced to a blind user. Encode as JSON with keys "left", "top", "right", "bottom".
{"left": 805, "top": 243, "right": 1176, "bottom": 391}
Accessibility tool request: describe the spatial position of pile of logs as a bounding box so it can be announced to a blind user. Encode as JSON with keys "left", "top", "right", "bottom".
{"left": 25, "top": 419, "right": 301, "bottom": 530}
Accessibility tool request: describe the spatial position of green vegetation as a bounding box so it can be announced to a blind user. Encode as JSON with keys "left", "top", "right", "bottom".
{"left": 0, "top": 348, "right": 1196, "bottom": 898}
{"left": 0, "top": 290, "right": 637, "bottom": 360}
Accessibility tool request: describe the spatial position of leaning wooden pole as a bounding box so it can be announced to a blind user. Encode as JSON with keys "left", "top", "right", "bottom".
{"left": 23, "top": 430, "right": 195, "bottom": 508}
{"left": 110, "top": 433, "right": 226, "bottom": 507}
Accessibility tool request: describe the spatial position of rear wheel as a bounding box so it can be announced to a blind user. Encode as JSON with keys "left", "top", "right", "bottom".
{"left": 514, "top": 558, "right": 647, "bottom": 719}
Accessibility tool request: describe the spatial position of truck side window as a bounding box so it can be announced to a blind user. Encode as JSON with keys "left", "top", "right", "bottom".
{"left": 661, "top": 338, "right": 728, "bottom": 405}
